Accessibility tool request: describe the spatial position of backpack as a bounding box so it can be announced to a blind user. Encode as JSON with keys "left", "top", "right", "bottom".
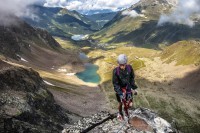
{"left": 116, "top": 65, "right": 131, "bottom": 76}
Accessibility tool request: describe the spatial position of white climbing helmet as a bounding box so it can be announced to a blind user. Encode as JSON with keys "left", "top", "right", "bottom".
{"left": 117, "top": 54, "right": 128, "bottom": 64}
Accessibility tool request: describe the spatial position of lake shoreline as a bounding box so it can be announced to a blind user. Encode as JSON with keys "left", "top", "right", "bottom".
{"left": 75, "top": 52, "right": 101, "bottom": 84}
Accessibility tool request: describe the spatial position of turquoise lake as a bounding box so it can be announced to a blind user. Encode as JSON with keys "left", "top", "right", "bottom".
{"left": 76, "top": 63, "right": 101, "bottom": 83}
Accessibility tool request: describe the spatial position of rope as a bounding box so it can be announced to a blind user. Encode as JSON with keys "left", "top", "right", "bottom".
{"left": 80, "top": 113, "right": 116, "bottom": 133}
{"left": 81, "top": 92, "right": 132, "bottom": 133}
{"left": 116, "top": 119, "right": 129, "bottom": 133}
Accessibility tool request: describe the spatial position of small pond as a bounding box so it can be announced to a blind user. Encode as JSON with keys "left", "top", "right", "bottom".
{"left": 76, "top": 63, "right": 101, "bottom": 83}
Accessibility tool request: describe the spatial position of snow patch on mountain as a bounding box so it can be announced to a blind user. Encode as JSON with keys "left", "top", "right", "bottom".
{"left": 43, "top": 80, "right": 55, "bottom": 86}
{"left": 16, "top": 54, "right": 28, "bottom": 62}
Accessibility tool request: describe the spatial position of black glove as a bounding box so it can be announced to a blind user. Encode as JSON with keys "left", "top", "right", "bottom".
{"left": 127, "top": 93, "right": 132, "bottom": 100}
{"left": 133, "top": 89, "right": 138, "bottom": 95}
{"left": 132, "top": 84, "right": 138, "bottom": 90}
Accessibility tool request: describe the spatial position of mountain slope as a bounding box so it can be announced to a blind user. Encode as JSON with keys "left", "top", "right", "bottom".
{"left": 24, "top": 5, "right": 100, "bottom": 37}
{"left": 160, "top": 40, "right": 200, "bottom": 65}
{"left": 92, "top": 0, "right": 200, "bottom": 48}
{"left": 0, "top": 17, "right": 82, "bottom": 71}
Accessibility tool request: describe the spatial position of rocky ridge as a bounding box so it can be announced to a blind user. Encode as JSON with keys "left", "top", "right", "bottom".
{"left": 0, "top": 60, "right": 70, "bottom": 133}
{"left": 64, "top": 108, "right": 175, "bottom": 133}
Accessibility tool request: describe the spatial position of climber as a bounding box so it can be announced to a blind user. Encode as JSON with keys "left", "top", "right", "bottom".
{"left": 112, "top": 54, "right": 138, "bottom": 120}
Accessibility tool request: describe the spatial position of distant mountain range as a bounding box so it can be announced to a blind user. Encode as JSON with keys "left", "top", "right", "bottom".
{"left": 23, "top": 5, "right": 101, "bottom": 38}
{"left": 85, "top": 12, "right": 118, "bottom": 28}
{"left": 77, "top": 9, "right": 115, "bottom": 15}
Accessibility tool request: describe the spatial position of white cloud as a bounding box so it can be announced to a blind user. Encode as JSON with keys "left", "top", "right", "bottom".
{"left": 122, "top": 10, "right": 140, "bottom": 18}
{"left": 65, "top": 1, "right": 83, "bottom": 10}
{"left": 44, "top": 0, "right": 68, "bottom": 7}
{"left": 158, "top": 0, "right": 200, "bottom": 27}
{"left": 0, "top": 0, "right": 41, "bottom": 26}
{"left": 44, "top": 0, "right": 140, "bottom": 11}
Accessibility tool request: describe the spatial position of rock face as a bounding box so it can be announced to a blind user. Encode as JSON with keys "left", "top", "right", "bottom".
{"left": 64, "top": 108, "right": 174, "bottom": 133}
{"left": 0, "top": 60, "right": 69, "bottom": 133}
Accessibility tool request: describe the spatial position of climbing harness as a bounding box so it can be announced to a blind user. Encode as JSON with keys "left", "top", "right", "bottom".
{"left": 115, "top": 88, "right": 132, "bottom": 133}
{"left": 121, "top": 87, "right": 132, "bottom": 118}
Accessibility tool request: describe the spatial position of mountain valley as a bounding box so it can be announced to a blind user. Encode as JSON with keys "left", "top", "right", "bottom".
{"left": 0, "top": 0, "right": 200, "bottom": 132}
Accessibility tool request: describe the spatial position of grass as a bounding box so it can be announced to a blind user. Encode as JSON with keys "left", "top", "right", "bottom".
{"left": 87, "top": 46, "right": 158, "bottom": 83}
{"left": 160, "top": 40, "right": 200, "bottom": 66}
{"left": 45, "top": 77, "right": 80, "bottom": 89}
{"left": 145, "top": 96, "right": 200, "bottom": 133}
{"left": 94, "top": 17, "right": 144, "bottom": 39}
{"left": 36, "top": 69, "right": 85, "bottom": 96}
{"left": 54, "top": 36, "right": 78, "bottom": 50}
{"left": 100, "top": 36, "right": 115, "bottom": 43}
{"left": 48, "top": 85, "right": 83, "bottom": 96}
{"left": 0, "top": 54, "right": 5, "bottom": 60}
{"left": 36, "top": 70, "right": 80, "bottom": 86}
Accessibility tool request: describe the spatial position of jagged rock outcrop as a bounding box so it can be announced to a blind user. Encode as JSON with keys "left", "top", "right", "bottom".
{"left": 64, "top": 108, "right": 175, "bottom": 133}
{"left": 0, "top": 60, "right": 70, "bottom": 133}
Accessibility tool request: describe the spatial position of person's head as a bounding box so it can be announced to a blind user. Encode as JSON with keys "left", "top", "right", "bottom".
{"left": 117, "top": 54, "right": 127, "bottom": 70}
